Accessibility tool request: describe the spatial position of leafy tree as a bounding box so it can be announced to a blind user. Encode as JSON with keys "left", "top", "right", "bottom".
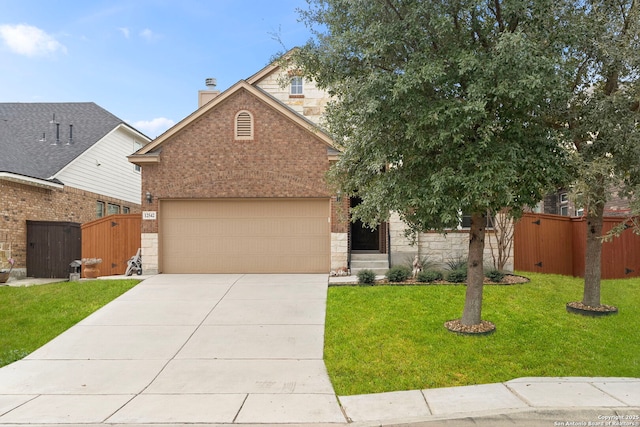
{"left": 560, "top": 0, "right": 640, "bottom": 310}
{"left": 293, "top": 0, "right": 571, "bottom": 330}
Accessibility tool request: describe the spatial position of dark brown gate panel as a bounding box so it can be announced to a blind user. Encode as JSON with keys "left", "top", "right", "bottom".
{"left": 81, "top": 214, "right": 141, "bottom": 277}
{"left": 26, "top": 221, "right": 81, "bottom": 278}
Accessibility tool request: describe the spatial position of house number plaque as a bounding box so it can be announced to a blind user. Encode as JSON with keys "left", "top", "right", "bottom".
{"left": 142, "top": 211, "right": 157, "bottom": 220}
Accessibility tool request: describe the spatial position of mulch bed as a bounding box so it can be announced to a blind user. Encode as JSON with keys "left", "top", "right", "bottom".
{"left": 334, "top": 273, "right": 530, "bottom": 286}
{"left": 444, "top": 319, "right": 497, "bottom": 335}
{"left": 566, "top": 301, "right": 619, "bottom": 317}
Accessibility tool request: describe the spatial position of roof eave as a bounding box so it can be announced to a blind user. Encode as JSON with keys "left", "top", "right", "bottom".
{"left": 128, "top": 152, "right": 160, "bottom": 165}
{"left": 0, "top": 172, "right": 64, "bottom": 190}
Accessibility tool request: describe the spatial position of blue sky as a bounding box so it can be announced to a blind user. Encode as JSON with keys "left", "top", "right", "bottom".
{"left": 0, "top": 0, "right": 314, "bottom": 137}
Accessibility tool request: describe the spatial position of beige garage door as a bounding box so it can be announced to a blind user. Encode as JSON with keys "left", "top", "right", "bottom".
{"left": 160, "top": 199, "right": 330, "bottom": 273}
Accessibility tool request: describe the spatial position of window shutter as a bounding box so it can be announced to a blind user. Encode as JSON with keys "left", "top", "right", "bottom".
{"left": 235, "top": 111, "right": 253, "bottom": 140}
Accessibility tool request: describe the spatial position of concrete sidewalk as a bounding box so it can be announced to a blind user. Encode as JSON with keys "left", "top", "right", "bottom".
{"left": 339, "top": 377, "right": 640, "bottom": 424}
{"left": 0, "top": 274, "right": 638, "bottom": 425}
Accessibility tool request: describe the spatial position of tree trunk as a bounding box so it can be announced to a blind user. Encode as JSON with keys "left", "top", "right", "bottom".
{"left": 461, "top": 211, "right": 486, "bottom": 326}
{"left": 583, "top": 201, "right": 604, "bottom": 307}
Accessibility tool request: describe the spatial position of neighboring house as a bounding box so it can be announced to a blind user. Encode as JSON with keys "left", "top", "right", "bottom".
{"left": 130, "top": 58, "right": 513, "bottom": 275}
{"left": 540, "top": 189, "right": 631, "bottom": 217}
{"left": 0, "top": 103, "right": 150, "bottom": 278}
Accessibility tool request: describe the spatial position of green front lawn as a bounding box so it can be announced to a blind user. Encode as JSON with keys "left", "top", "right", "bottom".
{"left": 324, "top": 272, "right": 639, "bottom": 395}
{"left": 0, "top": 279, "right": 140, "bottom": 367}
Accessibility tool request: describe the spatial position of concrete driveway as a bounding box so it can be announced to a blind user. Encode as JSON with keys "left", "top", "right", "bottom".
{"left": 0, "top": 274, "right": 346, "bottom": 424}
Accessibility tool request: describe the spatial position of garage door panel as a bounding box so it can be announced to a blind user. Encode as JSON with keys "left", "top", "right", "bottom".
{"left": 160, "top": 199, "right": 330, "bottom": 273}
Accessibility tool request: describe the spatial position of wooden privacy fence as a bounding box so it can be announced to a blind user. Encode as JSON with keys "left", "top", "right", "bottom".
{"left": 81, "top": 214, "right": 141, "bottom": 277}
{"left": 514, "top": 212, "right": 640, "bottom": 279}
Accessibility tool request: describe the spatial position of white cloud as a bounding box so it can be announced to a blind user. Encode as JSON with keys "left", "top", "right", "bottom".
{"left": 118, "top": 27, "right": 130, "bottom": 38}
{"left": 0, "top": 24, "right": 67, "bottom": 57}
{"left": 131, "top": 117, "right": 175, "bottom": 137}
{"left": 139, "top": 28, "right": 159, "bottom": 42}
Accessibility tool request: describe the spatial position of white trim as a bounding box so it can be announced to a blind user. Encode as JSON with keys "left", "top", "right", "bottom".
{"left": 0, "top": 172, "right": 63, "bottom": 189}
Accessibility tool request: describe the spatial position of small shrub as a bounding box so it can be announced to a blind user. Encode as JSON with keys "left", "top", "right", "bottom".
{"left": 417, "top": 269, "right": 443, "bottom": 283}
{"left": 447, "top": 269, "right": 467, "bottom": 283}
{"left": 485, "top": 269, "right": 506, "bottom": 283}
{"left": 445, "top": 256, "right": 468, "bottom": 272}
{"left": 357, "top": 269, "right": 376, "bottom": 285}
{"left": 386, "top": 265, "right": 412, "bottom": 283}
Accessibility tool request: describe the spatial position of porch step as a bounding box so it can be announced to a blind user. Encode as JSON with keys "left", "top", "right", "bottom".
{"left": 350, "top": 253, "right": 389, "bottom": 276}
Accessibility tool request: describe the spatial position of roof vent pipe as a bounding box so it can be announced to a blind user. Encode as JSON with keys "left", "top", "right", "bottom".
{"left": 66, "top": 124, "right": 73, "bottom": 145}
{"left": 52, "top": 122, "right": 60, "bottom": 145}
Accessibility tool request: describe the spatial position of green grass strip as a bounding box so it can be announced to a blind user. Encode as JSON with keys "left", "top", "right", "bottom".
{"left": 324, "top": 272, "right": 639, "bottom": 395}
{"left": 0, "top": 279, "right": 140, "bottom": 367}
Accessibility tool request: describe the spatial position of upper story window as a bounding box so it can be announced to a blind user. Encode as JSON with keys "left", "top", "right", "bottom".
{"left": 560, "top": 192, "right": 570, "bottom": 216}
{"left": 235, "top": 110, "right": 254, "bottom": 140}
{"left": 290, "top": 76, "right": 303, "bottom": 96}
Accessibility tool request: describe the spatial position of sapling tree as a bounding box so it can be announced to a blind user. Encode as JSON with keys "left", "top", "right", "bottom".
{"left": 487, "top": 209, "right": 515, "bottom": 272}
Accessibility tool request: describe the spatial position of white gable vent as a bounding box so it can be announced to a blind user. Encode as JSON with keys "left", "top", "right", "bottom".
{"left": 235, "top": 110, "right": 253, "bottom": 140}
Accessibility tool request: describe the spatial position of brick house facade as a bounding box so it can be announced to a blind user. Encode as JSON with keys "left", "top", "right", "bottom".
{"left": 130, "top": 82, "right": 349, "bottom": 274}
{"left": 1, "top": 180, "right": 140, "bottom": 278}
{"left": 140, "top": 87, "right": 333, "bottom": 232}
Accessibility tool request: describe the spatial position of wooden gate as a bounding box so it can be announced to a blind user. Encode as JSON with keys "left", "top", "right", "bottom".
{"left": 81, "top": 214, "right": 141, "bottom": 277}
{"left": 26, "top": 221, "right": 81, "bottom": 278}
{"left": 513, "top": 213, "right": 574, "bottom": 276}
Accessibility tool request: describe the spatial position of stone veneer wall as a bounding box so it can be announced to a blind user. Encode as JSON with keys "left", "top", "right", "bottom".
{"left": 254, "top": 72, "right": 331, "bottom": 125}
{"left": 331, "top": 232, "right": 348, "bottom": 272}
{"left": 388, "top": 213, "right": 514, "bottom": 272}
{"left": 141, "top": 233, "right": 159, "bottom": 275}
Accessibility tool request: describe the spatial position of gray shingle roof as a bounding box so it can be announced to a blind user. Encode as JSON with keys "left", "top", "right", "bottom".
{"left": 0, "top": 103, "right": 125, "bottom": 180}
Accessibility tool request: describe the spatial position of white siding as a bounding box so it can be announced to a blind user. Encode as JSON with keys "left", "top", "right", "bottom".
{"left": 54, "top": 125, "right": 147, "bottom": 204}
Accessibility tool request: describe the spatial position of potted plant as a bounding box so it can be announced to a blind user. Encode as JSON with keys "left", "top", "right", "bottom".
{"left": 0, "top": 257, "right": 15, "bottom": 284}
{"left": 82, "top": 258, "right": 102, "bottom": 279}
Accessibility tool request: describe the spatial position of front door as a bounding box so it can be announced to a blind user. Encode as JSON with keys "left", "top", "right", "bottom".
{"left": 350, "top": 198, "right": 380, "bottom": 251}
